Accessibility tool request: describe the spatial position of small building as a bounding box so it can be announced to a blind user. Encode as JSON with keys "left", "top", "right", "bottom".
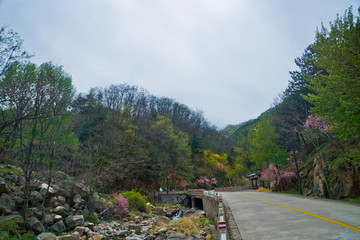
{"left": 246, "top": 170, "right": 262, "bottom": 189}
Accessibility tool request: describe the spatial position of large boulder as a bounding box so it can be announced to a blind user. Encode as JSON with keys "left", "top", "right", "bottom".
{"left": 0, "top": 214, "right": 24, "bottom": 225}
{"left": 0, "top": 177, "right": 11, "bottom": 193}
{"left": 44, "top": 214, "right": 54, "bottom": 226}
{"left": 151, "top": 207, "right": 167, "bottom": 216}
{"left": 36, "top": 232, "right": 57, "bottom": 240}
{"left": 57, "top": 179, "right": 74, "bottom": 198}
{"left": 72, "top": 181, "right": 90, "bottom": 198}
{"left": 53, "top": 171, "right": 71, "bottom": 181}
{"left": 57, "top": 179, "right": 90, "bottom": 199}
{"left": 73, "top": 194, "right": 83, "bottom": 205}
{"left": 48, "top": 220, "right": 66, "bottom": 232}
{"left": 39, "top": 183, "right": 58, "bottom": 197}
{"left": 54, "top": 206, "right": 70, "bottom": 217}
{"left": 65, "top": 215, "right": 84, "bottom": 230}
{"left": 0, "top": 193, "right": 15, "bottom": 214}
{"left": 29, "top": 216, "right": 45, "bottom": 234}
{"left": 50, "top": 196, "right": 66, "bottom": 207}
{"left": 167, "top": 233, "right": 189, "bottom": 239}
{"left": 30, "top": 191, "right": 43, "bottom": 205}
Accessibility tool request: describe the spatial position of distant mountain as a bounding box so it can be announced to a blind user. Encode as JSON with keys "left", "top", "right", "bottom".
{"left": 221, "top": 124, "right": 242, "bottom": 137}
{"left": 221, "top": 108, "right": 274, "bottom": 140}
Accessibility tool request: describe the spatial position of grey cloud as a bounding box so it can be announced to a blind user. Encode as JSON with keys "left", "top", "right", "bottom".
{"left": 0, "top": 0, "right": 357, "bottom": 128}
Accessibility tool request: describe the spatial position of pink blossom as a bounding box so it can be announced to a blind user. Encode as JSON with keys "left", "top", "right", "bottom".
{"left": 197, "top": 176, "right": 210, "bottom": 185}
{"left": 280, "top": 171, "right": 296, "bottom": 179}
{"left": 115, "top": 194, "right": 129, "bottom": 212}
{"left": 180, "top": 180, "right": 190, "bottom": 189}
{"left": 197, "top": 178, "right": 205, "bottom": 184}
{"left": 304, "top": 114, "right": 331, "bottom": 133}
{"left": 210, "top": 178, "right": 217, "bottom": 186}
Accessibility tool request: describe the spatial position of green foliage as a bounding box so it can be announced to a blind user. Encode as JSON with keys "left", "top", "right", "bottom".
{"left": 83, "top": 211, "right": 100, "bottom": 224}
{"left": 280, "top": 188, "right": 303, "bottom": 195}
{"left": 0, "top": 218, "right": 22, "bottom": 240}
{"left": 121, "top": 190, "right": 149, "bottom": 213}
{"left": 343, "top": 198, "right": 360, "bottom": 204}
{"left": 251, "top": 114, "right": 288, "bottom": 169}
{"left": 304, "top": 6, "right": 360, "bottom": 140}
{"left": 0, "top": 167, "right": 23, "bottom": 176}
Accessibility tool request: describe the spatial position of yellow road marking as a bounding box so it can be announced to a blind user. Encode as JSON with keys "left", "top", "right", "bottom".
{"left": 238, "top": 193, "right": 360, "bottom": 233}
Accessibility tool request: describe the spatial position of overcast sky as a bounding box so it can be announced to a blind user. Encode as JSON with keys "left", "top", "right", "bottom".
{"left": 0, "top": 0, "right": 358, "bottom": 128}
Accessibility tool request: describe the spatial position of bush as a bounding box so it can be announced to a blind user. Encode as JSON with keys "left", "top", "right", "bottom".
{"left": 121, "top": 190, "right": 148, "bottom": 213}
{"left": 0, "top": 218, "right": 22, "bottom": 239}
{"left": 104, "top": 193, "right": 129, "bottom": 219}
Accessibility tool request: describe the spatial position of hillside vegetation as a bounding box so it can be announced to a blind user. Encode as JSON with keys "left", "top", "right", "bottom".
{"left": 223, "top": 6, "right": 360, "bottom": 199}
{"left": 0, "top": 25, "right": 240, "bottom": 199}
{"left": 1, "top": 6, "right": 359, "bottom": 207}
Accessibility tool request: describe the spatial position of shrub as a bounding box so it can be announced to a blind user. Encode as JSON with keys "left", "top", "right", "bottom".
{"left": 0, "top": 218, "right": 22, "bottom": 239}
{"left": 103, "top": 193, "right": 129, "bottom": 219}
{"left": 121, "top": 190, "right": 148, "bottom": 213}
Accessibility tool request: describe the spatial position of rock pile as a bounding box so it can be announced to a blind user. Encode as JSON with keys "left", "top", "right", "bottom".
{"left": 92, "top": 209, "right": 211, "bottom": 240}
{"left": 0, "top": 164, "right": 102, "bottom": 238}
{"left": 0, "top": 165, "right": 214, "bottom": 239}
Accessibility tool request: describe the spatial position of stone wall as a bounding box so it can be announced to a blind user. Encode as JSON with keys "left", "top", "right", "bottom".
{"left": 203, "top": 193, "right": 242, "bottom": 240}
{"left": 156, "top": 191, "right": 188, "bottom": 205}
{"left": 202, "top": 195, "right": 220, "bottom": 240}
{"left": 215, "top": 186, "right": 252, "bottom": 192}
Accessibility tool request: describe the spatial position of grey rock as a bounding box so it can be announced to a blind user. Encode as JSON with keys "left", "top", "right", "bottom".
{"left": 56, "top": 235, "right": 81, "bottom": 240}
{"left": 0, "top": 193, "right": 15, "bottom": 214}
{"left": 153, "top": 216, "right": 170, "bottom": 224}
{"left": 190, "top": 232, "right": 203, "bottom": 239}
{"left": 65, "top": 215, "right": 84, "bottom": 230}
{"left": 73, "top": 194, "right": 83, "bottom": 205}
{"left": 199, "top": 230, "right": 207, "bottom": 236}
{"left": 54, "top": 206, "right": 70, "bottom": 217}
{"left": 30, "top": 191, "right": 43, "bottom": 205}
{"left": 54, "top": 214, "right": 63, "bottom": 221}
{"left": 57, "top": 179, "right": 74, "bottom": 197}
{"left": 17, "top": 175, "right": 26, "bottom": 187}
{"left": 44, "top": 214, "right": 54, "bottom": 226}
{"left": 30, "top": 179, "right": 42, "bottom": 191}
{"left": 84, "top": 221, "right": 95, "bottom": 231}
{"left": 126, "top": 236, "right": 143, "bottom": 240}
{"left": 13, "top": 195, "right": 24, "bottom": 205}
{"left": 0, "top": 177, "right": 11, "bottom": 193}
{"left": 29, "top": 216, "right": 45, "bottom": 234}
{"left": 36, "top": 232, "right": 57, "bottom": 240}
{"left": 194, "top": 210, "right": 206, "bottom": 217}
{"left": 39, "top": 183, "right": 58, "bottom": 196}
{"left": 29, "top": 207, "right": 43, "bottom": 219}
{"left": 116, "top": 230, "right": 130, "bottom": 237}
{"left": 158, "top": 227, "right": 168, "bottom": 233}
{"left": 167, "top": 233, "right": 188, "bottom": 239}
{"left": 48, "top": 220, "right": 66, "bottom": 232}
{"left": 74, "top": 226, "right": 85, "bottom": 236}
{"left": 151, "top": 207, "right": 166, "bottom": 216}
{"left": 73, "top": 181, "right": 90, "bottom": 198}
{"left": 0, "top": 213, "right": 23, "bottom": 224}
{"left": 53, "top": 171, "right": 71, "bottom": 181}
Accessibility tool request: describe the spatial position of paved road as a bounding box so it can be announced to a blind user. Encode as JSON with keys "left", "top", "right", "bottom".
{"left": 220, "top": 191, "right": 360, "bottom": 240}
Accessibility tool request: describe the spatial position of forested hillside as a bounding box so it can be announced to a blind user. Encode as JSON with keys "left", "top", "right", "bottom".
{"left": 223, "top": 7, "right": 360, "bottom": 199}
{"left": 1, "top": 6, "right": 360, "bottom": 201}
{"left": 0, "top": 25, "right": 240, "bottom": 196}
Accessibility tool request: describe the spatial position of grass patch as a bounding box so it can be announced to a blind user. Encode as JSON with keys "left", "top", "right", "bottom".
{"left": 0, "top": 167, "right": 24, "bottom": 176}
{"left": 280, "top": 189, "right": 303, "bottom": 195}
{"left": 154, "top": 215, "right": 213, "bottom": 239}
{"left": 343, "top": 198, "right": 360, "bottom": 204}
